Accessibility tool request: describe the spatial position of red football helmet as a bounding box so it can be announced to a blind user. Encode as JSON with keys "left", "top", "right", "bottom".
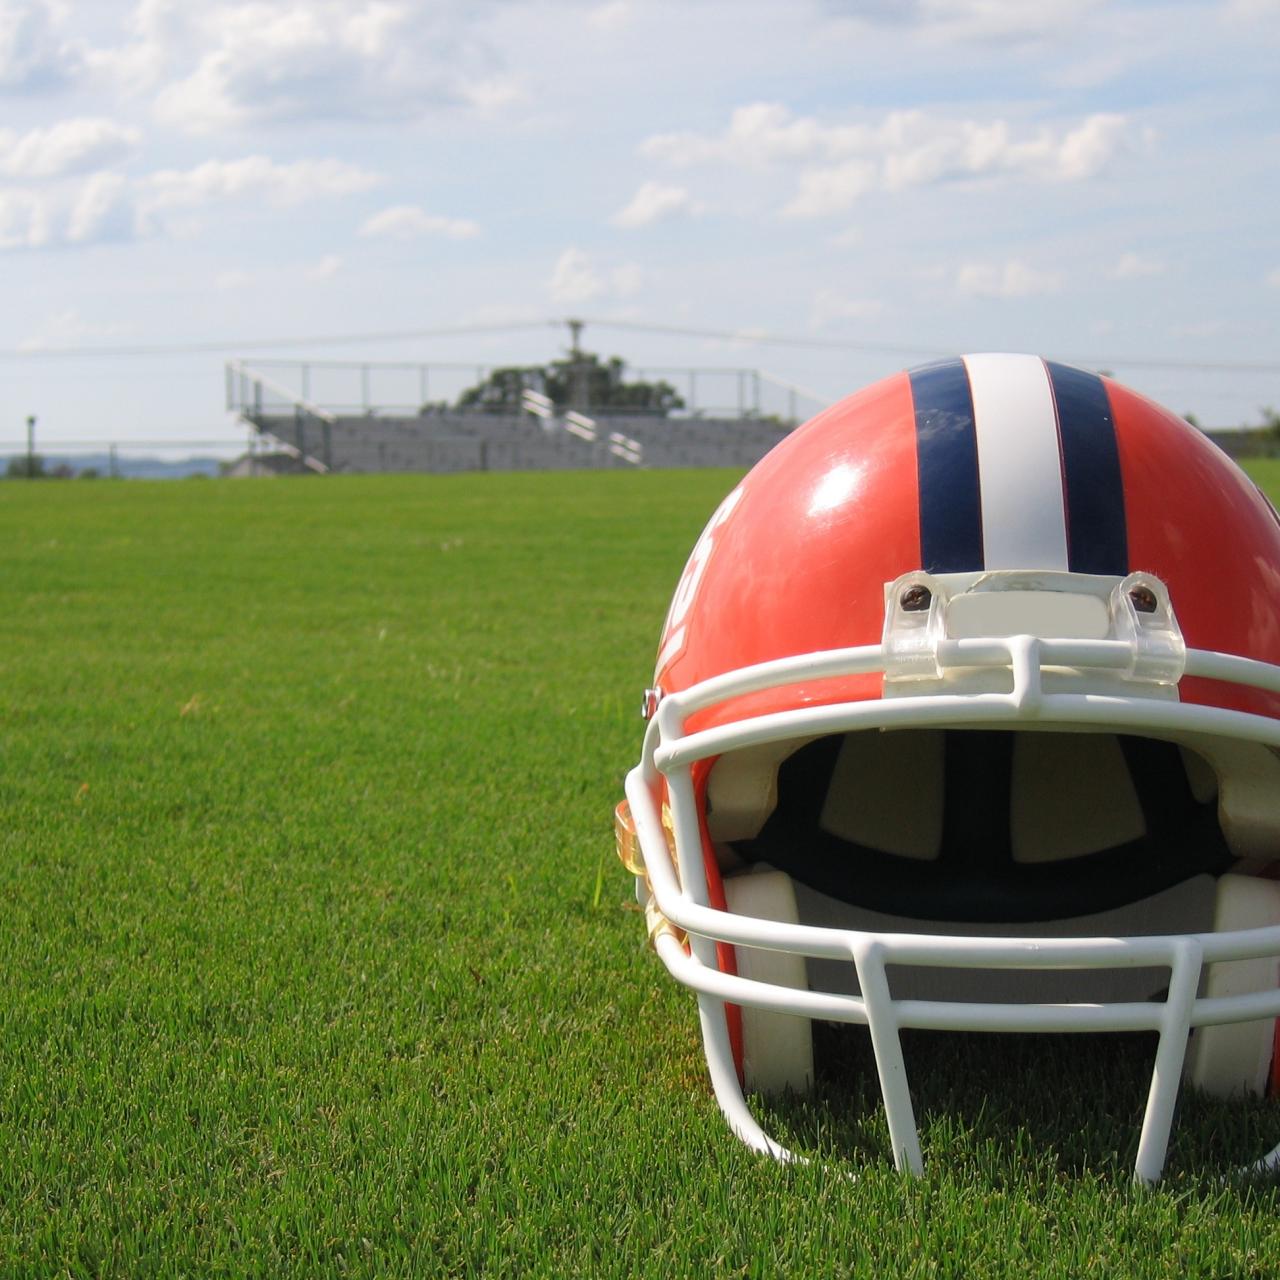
{"left": 617, "top": 353, "right": 1280, "bottom": 1181}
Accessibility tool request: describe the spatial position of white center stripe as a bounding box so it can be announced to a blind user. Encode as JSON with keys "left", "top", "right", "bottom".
{"left": 963, "top": 352, "right": 1069, "bottom": 571}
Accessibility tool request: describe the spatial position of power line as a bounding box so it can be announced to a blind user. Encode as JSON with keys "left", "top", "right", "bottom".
{"left": 580, "top": 318, "right": 1280, "bottom": 376}
{"left": 584, "top": 318, "right": 953, "bottom": 360}
{"left": 0, "top": 313, "right": 1275, "bottom": 377}
{"left": 0, "top": 320, "right": 559, "bottom": 361}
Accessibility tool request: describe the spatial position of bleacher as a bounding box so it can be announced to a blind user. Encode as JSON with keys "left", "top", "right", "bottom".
{"left": 246, "top": 409, "right": 790, "bottom": 474}
{"left": 225, "top": 358, "right": 823, "bottom": 475}
{"left": 608, "top": 414, "right": 791, "bottom": 468}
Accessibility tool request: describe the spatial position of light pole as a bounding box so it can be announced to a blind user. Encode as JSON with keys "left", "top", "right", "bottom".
{"left": 26, "top": 415, "right": 35, "bottom": 478}
{"left": 566, "top": 318, "right": 587, "bottom": 409}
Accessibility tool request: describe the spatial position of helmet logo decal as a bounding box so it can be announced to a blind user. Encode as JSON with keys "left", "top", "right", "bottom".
{"left": 656, "top": 484, "right": 744, "bottom": 679}
{"left": 909, "top": 354, "right": 1129, "bottom": 578}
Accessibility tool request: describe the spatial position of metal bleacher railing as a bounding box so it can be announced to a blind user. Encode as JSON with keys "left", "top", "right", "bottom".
{"left": 516, "top": 389, "right": 643, "bottom": 466}
{"left": 225, "top": 358, "right": 831, "bottom": 474}
{"left": 225, "top": 361, "right": 336, "bottom": 472}
{"left": 226, "top": 358, "right": 828, "bottom": 424}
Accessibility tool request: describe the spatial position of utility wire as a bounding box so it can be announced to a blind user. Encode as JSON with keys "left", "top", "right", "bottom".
{"left": 0, "top": 313, "right": 1276, "bottom": 377}
{"left": 583, "top": 318, "right": 953, "bottom": 361}
{"left": 0, "top": 320, "right": 559, "bottom": 360}
{"left": 580, "top": 318, "right": 1280, "bottom": 376}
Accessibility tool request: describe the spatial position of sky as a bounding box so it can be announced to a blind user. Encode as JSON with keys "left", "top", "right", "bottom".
{"left": 0, "top": 0, "right": 1278, "bottom": 455}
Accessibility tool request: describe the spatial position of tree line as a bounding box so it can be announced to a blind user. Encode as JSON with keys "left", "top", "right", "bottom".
{"left": 435, "top": 350, "right": 684, "bottom": 416}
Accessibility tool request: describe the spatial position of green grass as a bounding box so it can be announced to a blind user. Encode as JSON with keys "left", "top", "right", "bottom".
{"left": 2, "top": 466, "right": 1280, "bottom": 1278}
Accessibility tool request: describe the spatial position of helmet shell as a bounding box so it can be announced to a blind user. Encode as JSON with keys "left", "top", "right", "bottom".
{"left": 654, "top": 357, "right": 1280, "bottom": 731}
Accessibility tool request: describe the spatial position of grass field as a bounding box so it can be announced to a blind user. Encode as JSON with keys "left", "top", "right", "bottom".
{"left": 3, "top": 462, "right": 1280, "bottom": 1278}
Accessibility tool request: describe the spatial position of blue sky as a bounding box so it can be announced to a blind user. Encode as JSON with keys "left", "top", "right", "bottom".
{"left": 1, "top": 0, "right": 1278, "bottom": 451}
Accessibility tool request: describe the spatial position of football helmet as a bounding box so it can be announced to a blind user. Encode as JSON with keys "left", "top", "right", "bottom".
{"left": 616, "top": 353, "right": 1280, "bottom": 1182}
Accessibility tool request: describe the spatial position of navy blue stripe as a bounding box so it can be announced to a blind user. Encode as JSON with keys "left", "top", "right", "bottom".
{"left": 1045, "top": 361, "right": 1128, "bottom": 576}
{"left": 909, "top": 359, "right": 983, "bottom": 573}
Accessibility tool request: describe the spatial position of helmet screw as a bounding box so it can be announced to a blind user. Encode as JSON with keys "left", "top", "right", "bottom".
{"left": 900, "top": 584, "right": 932, "bottom": 613}
{"left": 1128, "top": 585, "right": 1158, "bottom": 614}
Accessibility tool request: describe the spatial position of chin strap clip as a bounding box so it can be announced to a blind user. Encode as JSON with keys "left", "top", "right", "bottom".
{"left": 614, "top": 799, "right": 686, "bottom": 949}
{"left": 881, "top": 572, "right": 947, "bottom": 681}
{"left": 1109, "top": 573, "right": 1186, "bottom": 685}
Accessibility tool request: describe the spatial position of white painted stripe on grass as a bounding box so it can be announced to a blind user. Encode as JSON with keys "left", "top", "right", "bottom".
{"left": 964, "top": 352, "right": 1069, "bottom": 571}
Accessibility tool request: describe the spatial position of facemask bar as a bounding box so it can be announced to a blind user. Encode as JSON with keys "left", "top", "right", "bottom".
{"left": 624, "top": 608, "right": 1280, "bottom": 1182}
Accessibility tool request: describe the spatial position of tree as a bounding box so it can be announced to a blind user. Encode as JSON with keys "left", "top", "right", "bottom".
{"left": 450, "top": 350, "right": 684, "bottom": 415}
{"left": 6, "top": 454, "right": 46, "bottom": 478}
{"left": 455, "top": 365, "right": 546, "bottom": 414}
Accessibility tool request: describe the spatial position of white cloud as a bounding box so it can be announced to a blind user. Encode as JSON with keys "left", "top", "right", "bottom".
{"left": 823, "top": 0, "right": 1102, "bottom": 48}
{"left": 1172, "top": 318, "right": 1226, "bottom": 338}
{"left": 0, "top": 0, "right": 80, "bottom": 90}
{"left": 611, "top": 181, "right": 699, "bottom": 229}
{"left": 646, "top": 102, "right": 1134, "bottom": 218}
{"left": 0, "top": 118, "right": 139, "bottom": 179}
{"left": 643, "top": 102, "right": 847, "bottom": 169}
{"left": 611, "top": 261, "right": 643, "bottom": 297}
{"left": 463, "top": 75, "right": 523, "bottom": 114}
{"left": 145, "top": 155, "right": 379, "bottom": 210}
{"left": 83, "top": 0, "right": 183, "bottom": 92}
{"left": 0, "top": 188, "right": 52, "bottom": 249}
{"left": 0, "top": 152, "right": 380, "bottom": 251}
{"left": 955, "top": 259, "right": 1064, "bottom": 298}
{"left": 67, "top": 170, "right": 134, "bottom": 243}
{"left": 587, "top": 1, "right": 632, "bottom": 31}
{"left": 1113, "top": 252, "right": 1165, "bottom": 279}
{"left": 305, "top": 252, "right": 342, "bottom": 280}
{"left": 1227, "top": 0, "right": 1280, "bottom": 19}
{"left": 357, "top": 204, "right": 479, "bottom": 240}
{"left": 810, "top": 289, "right": 883, "bottom": 329}
{"left": 1, "top": 172, "right": 137, "bottom": 251}
{"left": 151, "top": 2, "right": 519, "bottom": 133}
{"left": 215, "top": 267, "right": 253, "bottom": 290}
{"left": 549, "top": 247, "right": 603, "bottom": 304}
{"left": 782, "top": 161, "right": 876, "bottom": 217}
{"left": 1266, "top": 267, "right": 1280, "bottom": 288}
{"left": 1053, "top": 113, "right": 1129, "bottom": 180}
{"left": 785, "top": 111, "right": 1130, "bottom": 215}
{"left": 17, "top": 307, "right": 128, "bottom": 351}
{"left": 0, "top": 171, "right": 141, "bottom": 250}
{"left": 548, "top": 247, "right": 642, "bottom": 304}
